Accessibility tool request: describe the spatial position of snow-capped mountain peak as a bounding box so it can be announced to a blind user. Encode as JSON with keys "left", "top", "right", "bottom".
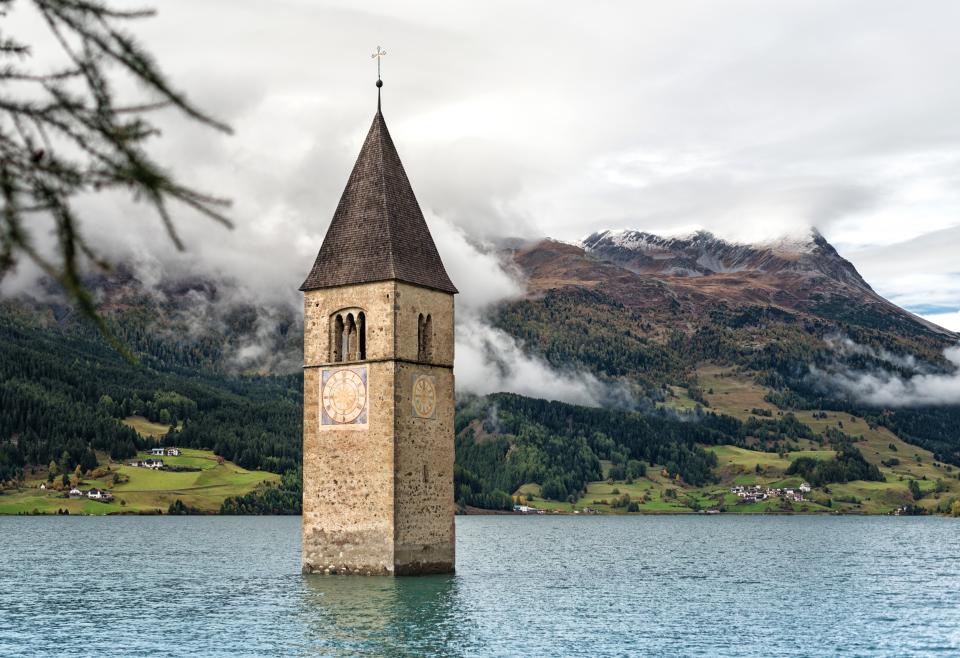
{"left": 578, "top": 227, "right": 868, "bottom": 288}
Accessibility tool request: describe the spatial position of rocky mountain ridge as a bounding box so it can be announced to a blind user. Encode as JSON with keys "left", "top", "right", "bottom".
{"left": 580, "top": 228, "right": 871, "bottom": 290}
{"left": 2, "top": 227, "right": 959, "bottom": 515}
{"left": 508, "top": 229, "right": 954, "bottom": 340}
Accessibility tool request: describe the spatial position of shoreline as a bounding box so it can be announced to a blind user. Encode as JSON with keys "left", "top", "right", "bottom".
{"left": 459, "top": 510, "right": 938, "bottom": 517}
{"left": 0, "top": 510, "right": 951, "bottom": 517}
{"left": 2, "top": 508, "right": 931, "bottom": 517}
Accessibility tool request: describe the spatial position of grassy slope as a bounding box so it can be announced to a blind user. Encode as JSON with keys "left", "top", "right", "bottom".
{"left": 121, "top": 416, "right": 183, "bottom": 439}
{"left": 0, "top": 448, "right": 279, "bottom": 514}
{"left": 517, "top": 364, "right": 960, "bottom": 515}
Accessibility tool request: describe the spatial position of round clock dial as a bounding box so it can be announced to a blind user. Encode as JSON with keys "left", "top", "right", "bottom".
{"left": 322, "top": 369, "right": 367, "bottom": 424}
{"left": 412, "top": 375, "right": 437, "bottom": 418}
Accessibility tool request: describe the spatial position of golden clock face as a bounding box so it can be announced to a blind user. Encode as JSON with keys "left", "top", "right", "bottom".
{"left": 322, "top": 367, "right": 367, "bottom": 425}
{"left": 412, "top": 375, "right": 437, "bottom": 419}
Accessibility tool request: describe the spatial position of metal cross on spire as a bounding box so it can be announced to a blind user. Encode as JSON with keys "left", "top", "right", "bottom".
{"left": 371, "top": 46, "right": 387, "bottom": 82}
{"left": 371, "top": 46, "right": 386, "bottom": 110}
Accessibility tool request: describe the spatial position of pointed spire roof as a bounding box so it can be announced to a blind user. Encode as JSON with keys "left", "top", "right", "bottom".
{"left": 299, "top": 107, "right": 458, "bottom": 294}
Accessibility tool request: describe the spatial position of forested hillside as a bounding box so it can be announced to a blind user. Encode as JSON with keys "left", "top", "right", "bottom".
{"left": 0, "top": 302, "right": 301, "bottom": 487}
{"left": 2, "top": 227, "right": 959, "bottom": 515}
{"left": 496, "top": 235, "right": 960, "bottom": 469}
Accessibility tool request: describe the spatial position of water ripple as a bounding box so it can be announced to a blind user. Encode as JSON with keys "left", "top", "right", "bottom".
{"left": 0, "top": 516, "right": 958, "bottom": 656}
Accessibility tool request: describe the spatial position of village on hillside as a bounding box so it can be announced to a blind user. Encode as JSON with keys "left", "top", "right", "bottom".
{"left": 126, "top": 447, "right": 184, "bottom": 470}
{"left": 35, "top": 447, "right": 187, "bottom": 504}
{"left": 731, "top": 483, "right": 811, "bottom": 503}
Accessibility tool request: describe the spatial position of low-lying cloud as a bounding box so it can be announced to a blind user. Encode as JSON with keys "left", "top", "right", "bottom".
{"left": 8, "top": 207, "right": 631, "bottom": 405}
{"left": 812, "top": 338, "right": 960, "bottom": 407}
{"left": 5, "top": 0, "right": 960, "bottom": 360}
{"left": 455, "top": 312, "right": 633, "bottom": 408}
{"left": 823, "top": 333, "right": 928, "bottom": 372}
{"left": 435, "top": 218, "right": 634, "bottom": 407}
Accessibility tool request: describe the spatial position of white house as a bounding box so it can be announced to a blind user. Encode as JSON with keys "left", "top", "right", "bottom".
{"left": 165, "top": 448, "right": 181, "bottom": 456}
{"left": 68, "top": 487, "right": 83, "bottom": 498}
{"left": 799, "top": 483, "right": 812, "bottom": 493}
{"left": 87, "top": 488, "right": 113, "bottom": 501}
{"left": 149, "top": 448, "right": 165, "bottom": 456}
{"left": 129, "top": 458, "right": 164, "bottom": 469}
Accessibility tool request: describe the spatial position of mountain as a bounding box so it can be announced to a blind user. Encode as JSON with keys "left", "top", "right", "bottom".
{"left": 515, "top": 229, "right": 952, "bottom": 339}
{"left": 581, "top": 228, "right": 868, "bottom": 286}
{"left": 494, "top": 229, "right": 956, "bottom": 397}
{"left": 1, "top": 228, "right": 959, "bottom": 515}
{"left": 19, "top": 264, "right": 303, "bottom": 375}
{"left": 0, "top": 271, "right": 303, "bottom": 511}
{"left": 477, "top": 227, "right": 960, "bottom": 512}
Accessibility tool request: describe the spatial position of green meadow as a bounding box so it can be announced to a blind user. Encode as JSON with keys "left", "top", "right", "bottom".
{"left": 0, "top": 448, "right": 278, "bottom": 515}
{"left": 513, "top": 365, "right": 960, "bottom": 516}
{"left": 121, "top": 415, "right": 183, "bottom": 438}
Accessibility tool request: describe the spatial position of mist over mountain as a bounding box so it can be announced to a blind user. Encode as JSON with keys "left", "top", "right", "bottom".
{"left": 9, "top": 264, "right": 302, "bottom": 376}
{"left": 3, "top": 224, "right": 960, "bottom": 516}
{"left": 9, "top": 226, "right": 955, "bottom": 384}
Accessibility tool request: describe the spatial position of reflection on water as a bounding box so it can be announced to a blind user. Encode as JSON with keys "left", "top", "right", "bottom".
{"left": 298, "top": 574, "right": 465, "bottom": 657}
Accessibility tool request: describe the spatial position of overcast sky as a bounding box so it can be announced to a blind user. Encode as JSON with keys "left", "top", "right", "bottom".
{"left": 7, "top": 0, "right": 960, "bottom": 331}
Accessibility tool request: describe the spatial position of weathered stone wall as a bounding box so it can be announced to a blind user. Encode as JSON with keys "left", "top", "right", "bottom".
{"left": 302, "top": 280, "right": 455, "bottom": 576}
{"left": 303, "top": 282, "right": 397, "bottom": 575}
{"left": 393, "top": 362, "right": 455, "bottom": 574}
{"left": 302, "top": 362, "right": 396, "bottom": 575}
{"left": 303, "top": 281, "right": 396, "bottom": 365}
{"left": 394, "top": 282, "right": 455, "bottom": 366}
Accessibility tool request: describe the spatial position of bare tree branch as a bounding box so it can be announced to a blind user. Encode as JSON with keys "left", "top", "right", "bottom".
{"left": 0, "top": 0, "right": 233, "bottom": 359}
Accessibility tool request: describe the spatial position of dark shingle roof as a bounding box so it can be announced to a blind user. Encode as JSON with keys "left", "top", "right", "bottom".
{"left": 299, "top": 109, "right": 458, "bottom": 294}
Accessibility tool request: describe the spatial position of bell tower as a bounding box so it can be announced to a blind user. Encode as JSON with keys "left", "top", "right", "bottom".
{"left": 300, "top": 75, "right": 457, "bottom": 576}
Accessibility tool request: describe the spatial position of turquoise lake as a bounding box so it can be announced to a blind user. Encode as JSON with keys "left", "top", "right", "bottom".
{"left": 1, "top": 515, "right": 958, "bottom": 657}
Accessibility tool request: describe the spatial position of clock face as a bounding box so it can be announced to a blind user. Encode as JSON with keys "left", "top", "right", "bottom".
{"left": 411, "top": 374, "right": 437, "bottom": 419}
{"left": 321, "top": 367, "right": 368, "bottom": 426}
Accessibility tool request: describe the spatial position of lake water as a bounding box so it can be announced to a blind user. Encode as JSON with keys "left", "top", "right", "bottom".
{"left": 1, "top": 515, "right": 958, "bottom": 657}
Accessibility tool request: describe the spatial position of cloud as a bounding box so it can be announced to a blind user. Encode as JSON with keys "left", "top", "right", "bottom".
{"left": 5, "top": 0, "right": 959, "bottom": 375}
{"left": 455, "top": 314, "right": 615, "bottom": 407}
{"left": 66, "top": 203, "right": 628, "bottom": 403}
{"left": 922, "top": 310, "right": 960, "bottom": 333}
{"left": 435, "top": 219, "right": 634, "bottom": 407}
{"left": 823, "top": 333, "right": 928, "bottom": 372}
{"left": 107, "top": 253, "right": 304, "bottom": 375}
{"left": 812, "top": 338, "right": 960, "bottom": 407}
{"left": 841, "top": 225, "right": 960, "bottom": 314}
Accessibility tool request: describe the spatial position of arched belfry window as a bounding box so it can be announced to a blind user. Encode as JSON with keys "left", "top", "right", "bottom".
{"left": 329, "top": 308, "right": 366, "bottom": 362}
{"left": 424, "top": 314, "right": 433, "bottom": 361}
{"left": 417, "top": 313, "right": 433, "bottom": 362}
{"left": 346, "top": 314, "right": 357, "bottom": 360}
{"left": 331, "top": 314, "right": 344, "bottom": 362}
{"left": 357, "top": 312, "right": 366, "bottom": 360}
{"left": 417, "top": 314, "right": 424, "bottom": 360}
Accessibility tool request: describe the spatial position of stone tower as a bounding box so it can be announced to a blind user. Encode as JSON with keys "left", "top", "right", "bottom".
{"left": 300, "top": 92, "right": 457, "bottom": 576}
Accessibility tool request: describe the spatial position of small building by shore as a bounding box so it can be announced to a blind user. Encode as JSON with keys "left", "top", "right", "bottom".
{"left": 86, "top": 488, "right": 114, "bottom": 502}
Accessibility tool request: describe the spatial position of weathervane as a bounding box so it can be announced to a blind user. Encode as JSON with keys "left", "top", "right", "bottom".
{"left": 371, "top": 45, "right": 386, "bottom": 87}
